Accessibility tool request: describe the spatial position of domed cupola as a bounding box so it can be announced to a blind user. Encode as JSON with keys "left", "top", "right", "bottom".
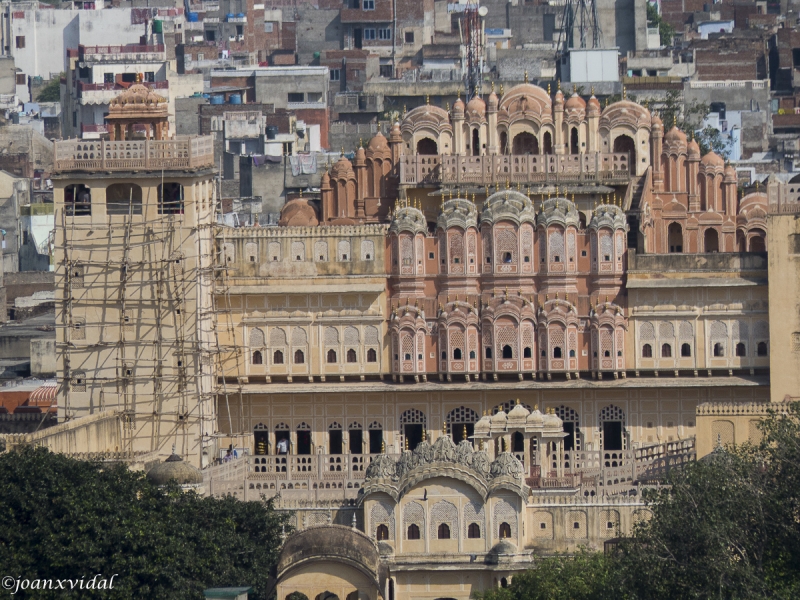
{"left": 452, "top": 95, "right": 465, "bottom": 120}
{"left": 480, "top": 189, "right": 536, "bottom": 226}
{"left": 388, "top": 203, "right": 427, "bottom": 235}
{"left": 564, "top": 90, "right": 586, "bottom": 122}
{"left": 587, "top": 93, "right": 601, "bottom": 117}
{"left": 437, "top": 197, "right": 478, "bottom": 231}
{"left": 507, "top": 399, "right": 530, "bottom": 427}
{"left": 146, "top": 449, "right": 203, "bottom": 489}
{"left": 589, "top": 203, "right": 627, "bottom": 231}
{"left": 465, "top": 95, "right": 487, "bottom": 123}
{"left": 535, "top": 197, "right": 580, "bottom": 229}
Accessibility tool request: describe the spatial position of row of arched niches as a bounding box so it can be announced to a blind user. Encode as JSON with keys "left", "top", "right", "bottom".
{"left": 389, "top": 193, "right": 628, "bottom": 278}
{"left": 387, "top": 193, "right": 628, "bottom": 377}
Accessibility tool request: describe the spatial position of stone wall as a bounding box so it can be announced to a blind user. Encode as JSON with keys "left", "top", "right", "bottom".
{"left": 30, "top": 338, "right": 56, "bottom": 377}
{"left": 1, "top": 410, "right": 123, "bottom": 455}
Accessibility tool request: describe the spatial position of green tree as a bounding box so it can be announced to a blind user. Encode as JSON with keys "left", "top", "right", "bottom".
{"left": 474, "top": 550, "right": 619, "bottom": 600}
{"left": 656, "top": 90, "right": 730, "bottom": 159}
{"left": 646, "top": 2, "right": 675, "bottom": 47}
{"left": 0, "top": 447, "right": 290, "bottom": 599}
{"left": 36, "top": 76, "right": 62, "bottom": 103}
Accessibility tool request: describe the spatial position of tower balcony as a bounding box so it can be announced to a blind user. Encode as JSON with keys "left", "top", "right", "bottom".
{"left": 400, "top": 152, "right": 632, "bottom": 186}
{"left": 53, "top": 136, "right": 215, "bottom": 173}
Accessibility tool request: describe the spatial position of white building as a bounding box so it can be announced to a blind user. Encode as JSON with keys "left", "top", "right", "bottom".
{"left": 3, "top": 3, "right": 147, "bottom": 102}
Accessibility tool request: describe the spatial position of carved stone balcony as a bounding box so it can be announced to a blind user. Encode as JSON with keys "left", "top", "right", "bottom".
{"left": 400, "top": 153, "right": 632, "bottom": 186}
{"left": 53, "top": 136, "right": 215, "bottom": 172}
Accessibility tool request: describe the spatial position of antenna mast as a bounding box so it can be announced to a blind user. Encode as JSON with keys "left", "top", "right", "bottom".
{"left": 555, "top": 0, "right": 603, "bottom": 69}
{"left": 460, "top": 1, "right": 486, "bottom": 100}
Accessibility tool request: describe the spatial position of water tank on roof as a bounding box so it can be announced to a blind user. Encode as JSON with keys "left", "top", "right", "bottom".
{"left": 229, "top": 94, "right": 242, "bottom": 104}
{"left": 210, "top": 95, "right": 225, "bottom": 105}
{"left": 187, "top": 12, "right": 199, "bottom": 22}
{"left": 226, "top": 13, "right": 234, "bottom": 20}
{"left": 266, "top": 125, "right": 278, "bottom": 140}
{"left": 237, "top": 12, "right": 245, "bottom": 18}
{"left": 153, "top": 19, "right": 163, "bottom": 33}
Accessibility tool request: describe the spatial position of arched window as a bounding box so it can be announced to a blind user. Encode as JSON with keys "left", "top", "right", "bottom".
{"left": 407, "top": 524, "right": 420, "bottom": 540}
{"left": 681, "top": 343, "right": 692, "bottom": 357}
{"left": 367, "top": 348, "right": 377, "bottom": 362}
{"left": 512, "top": 132, "right": 539, "bottom": 155}
{"left": 65, "top": 184, "right": 92, "bottom": 216}
{"left": 502, "top": 345, "right": 513, "bottom": 359}
{"left": 499, "top": 522, "right": 512, "bottom": 539}
{"left": 296, "top": 423, "right": 311, "bottom": 455}
{"left": 543, "top": 131, "right": 553, "bottom": 154}
{"left": 376, "top": 524, "right": 389, "bottom": 541}
{"left": 437, "top": 523, "right": 451, "bottom": 539}
{"left": 523, "top": 347, "right": 532, "bottom": 358}
{"left": 106, "top": 183, "right": 143, "bottom": 215}
{"left": 416, "top": 138, "right": 438, "bottom": 155}
{"left": 502, "top": 251, "right": 512, "bottom": 263}
{"left": 668, "top": 223, "right": 683, "bottom": 253}
{"left": 750, "top": 233, "right": 766, "bottom": 252}
{"left": 499, "top": 130, "right": 508, "bottom": 154}
{"left": 472, "top": 128, "right": 480, "bottom": 157}
{"left": 252, "top": 350, "right": 263, "bottom": 365}
{"left": 704, "top": 228, "right": 719, "bottom": 253}
{"left": 613, "top": 134, "right": 636, "bottom": 165}
{"left": 467, "top": 523, "right": 481, "bottom": 539}
{"left": 713, "top": 343, "right": 724, "bottom": 357}
{"left": 553, "top": 347, "right": 562, "bottom": 359}
{"left": 158, "top": 183, "right": 184, "bottom": 215}
{"left": 642, "top": 344, "right": 652, "bottom": 358}
{"left": 485, "top": 347, "right": 492, "bottom": 359}
{"left": 469, "top": 350, "right": 476, "bottom": 359}
{"left": 453, "top": 348, "right": 462, "bottom": 360}
{"left": 735, "top": 342, "right": 746, "bottom": 357}
{"left": 347, "top": 348, "right": 357, "bottom": 362}
{"left": 512, "top": 431, "right": 524, "bottom": 452}
{"left": 327, "top": 349, "right": 337, "bottom": 363}
{"left": 603, "top": 350, "right": 611, "bottom": 357}
{"left": 294, "top": 349, "right": 305, "bottom": 364}
{"left": 661, "top": 343, "right": 672, "bottom": 358}
{"left": 273, "top": 350, "right": 284, "bottom": 364}
{"left": 570, "top": 127, "right": 579, "bottom": 154}
{"left": 569, "top": 349, "right": 575, "bottom": 358}
{"left": 757, "top": 342, "right": 768, "bottom": 356}
{"left": 328, "top": 422, "right": 343, "bottom": 454}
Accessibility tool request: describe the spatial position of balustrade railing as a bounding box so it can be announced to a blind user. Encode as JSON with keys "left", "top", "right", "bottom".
{"left": 53, "top": 136, "right": 214, "bottom": 172}
{"left": 248, "top": 453, "right": 393, "bottom": 483}
{"left": 208, "top": 439, "right": 695, "bottom": 498}
{"left": 400, "top": 153, "right": 631, "bottom": 185}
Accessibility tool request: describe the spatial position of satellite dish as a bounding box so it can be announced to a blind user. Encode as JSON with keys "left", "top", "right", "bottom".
{"left": 478, "top": 6, "right": 489, "bottom": 16}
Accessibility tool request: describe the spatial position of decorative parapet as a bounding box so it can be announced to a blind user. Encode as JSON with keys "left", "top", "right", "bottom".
{"left": 361, "top": 435, "right": 528, "bottom": 501}
{"left": 401, "top": 153, "right": 631, "bottom": 186}
{"left": 53, "top": 136, "right": 214, "bottom": 173}
{"left": 696, "top": 401, "right": 788, "bottom": 416}
{"left": 217, "top": 224, "right": 389, "bottom": 238}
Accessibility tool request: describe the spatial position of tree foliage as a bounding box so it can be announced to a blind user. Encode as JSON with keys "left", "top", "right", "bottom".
{"left": 477, "top": 403, "right": 800, "bottom": 600}
{"left": 36, "top": 77, "right": 62, "bottom": 103}
{"left": 0, "top": 447, "right": 290, "bottom": 599}
{"left": 658, "top": 90, "right": 730, "bottom": 160}
{"left": 646, "top": 2, "right": 675, "bottom": 47}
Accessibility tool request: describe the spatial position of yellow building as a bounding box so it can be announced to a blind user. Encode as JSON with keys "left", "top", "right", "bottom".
{"left": 53, "top": 85, "right": 217, "bottom": 466}
{"left": 47, "top": 84, "right": 789, "bottom": 598}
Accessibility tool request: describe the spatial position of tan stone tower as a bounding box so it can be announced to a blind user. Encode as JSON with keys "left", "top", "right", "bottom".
{"left": 53, "top": 88, "right": 217, "bottom": 466}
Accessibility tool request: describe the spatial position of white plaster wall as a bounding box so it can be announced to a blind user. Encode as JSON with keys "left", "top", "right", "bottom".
{"left": 11, "top": 9, "right": 144, "bottom": 102}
